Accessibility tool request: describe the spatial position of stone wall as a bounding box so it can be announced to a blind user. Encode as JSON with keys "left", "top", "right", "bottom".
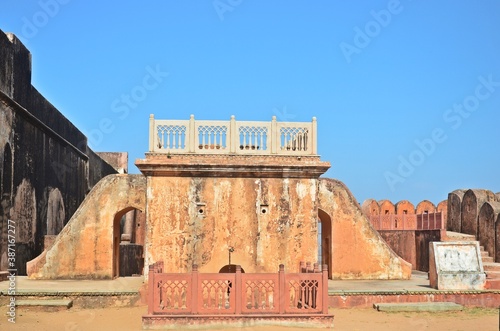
{"left": 461, "top": 189, "right": 497, "bottom": 238}
{"left": 447, "top": 189, "right": 465, "bottom": 232}
{"left": 0, "top": 30, "right": 119, "bottom": 274}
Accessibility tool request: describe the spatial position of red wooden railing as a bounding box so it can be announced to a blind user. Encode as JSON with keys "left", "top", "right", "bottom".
{"left": 369, "top": 212, "right": 443, "bottom": 231}
{"left": 147, "top": 261, "right": 329, "bottom": 316}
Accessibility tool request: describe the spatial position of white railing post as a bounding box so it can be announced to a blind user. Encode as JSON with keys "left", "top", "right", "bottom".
{"left": 271, "top": 116, "right": 278, "bottom": 154}
{"left": 149, "top": 114, "right": 155, "bottom": 152}
{"left": 189, "top": 114, "right": 196, "bottom": 153}
{"left": 230, "top": 115, "right": 237, "bottom": 153}
{"left": 311, "top": 117, "right": 317, "bottom": 155}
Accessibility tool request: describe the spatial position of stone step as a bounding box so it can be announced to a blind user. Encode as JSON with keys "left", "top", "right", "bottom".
{"left": 485, "top": 279, "right": 500, "bottom": 290}
{"left": 481, "top": 251, "right": 490, "bottom": 258}
{"left": 374, "top": 302, "right": 463, "bottom": 312}
{"left": 483, "top": 262, "right": 500, "bottom": 271}
{"left": 0, "top": 271, "right": 8, "bottom": 282}
{"left": 15, "top": 299, "right": 73, "bottom": 311}
{"left": 486, "top": 271, "right": 500, "bottom": 280}
{"left": 482, "top": 256, "right": 494, "bottom": 263}
{"left": 444, "top": 231, "right": 476, "bottom": 241}
{"left": 480, "top": 246, "right": 485, "bottom": 252}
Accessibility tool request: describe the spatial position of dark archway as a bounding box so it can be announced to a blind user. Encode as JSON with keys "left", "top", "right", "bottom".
{"left": 219, "top": 264, "right": 245, "bottom": 273}
{"left": 318, "top": 208, "right": 332, "bottom": 279}
{"left": 113, "top": 207, "right": 145, "bottom": 278}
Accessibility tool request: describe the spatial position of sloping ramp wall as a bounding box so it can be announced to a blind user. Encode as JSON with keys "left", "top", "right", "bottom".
{"left": 27, "top": 174, "right": 146, "bottom": 279}
{"left": 319, "top": 178, "right": 412, "bottom": 279}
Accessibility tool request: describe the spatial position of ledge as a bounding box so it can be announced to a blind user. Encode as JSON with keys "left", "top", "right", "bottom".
{"left": 135, "top": 154, "right": 331, "bottom": 178}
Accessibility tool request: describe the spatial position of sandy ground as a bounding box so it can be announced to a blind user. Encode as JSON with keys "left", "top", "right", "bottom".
{"left": 0, "top": 305, "right": 498, "bottom": 331}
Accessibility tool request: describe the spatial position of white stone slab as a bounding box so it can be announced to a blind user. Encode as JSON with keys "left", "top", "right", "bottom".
{"left": 429, "top": 241, "right": 486, "bottom": 290}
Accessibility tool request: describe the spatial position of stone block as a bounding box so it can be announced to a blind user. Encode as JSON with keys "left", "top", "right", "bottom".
{"left": 429, "top": 241, "right": 486, "bottom": 290}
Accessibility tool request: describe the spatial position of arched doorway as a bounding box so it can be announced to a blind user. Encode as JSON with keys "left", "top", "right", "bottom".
{"left": 112, "top": 207, "right": 146, "bottom": 278}
{"left": 318, "top": 209, "right": 332, "bottom": 279}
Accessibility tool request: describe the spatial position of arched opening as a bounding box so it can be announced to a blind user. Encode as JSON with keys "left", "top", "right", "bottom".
{"left": 112, "top": 207, "right": 146, "bottom": 278}
{"left": 219, "top": 265, "right": 245, "bottom": 273}
{"left": 318, "top": 208, "right": 332, "bottom": 279}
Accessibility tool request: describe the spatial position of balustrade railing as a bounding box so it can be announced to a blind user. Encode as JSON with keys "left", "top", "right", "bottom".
{"left": 369, "top": 212, "right": 443, "bottom": 231}
{"left": 149, "top": 114, "right": 318, "bottom": 155}
{"left": 147, "top": 261, "right": 329, "bottom": 316}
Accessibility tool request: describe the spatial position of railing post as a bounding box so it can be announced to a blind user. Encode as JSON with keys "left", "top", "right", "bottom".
{"left": 188, "top": 114, "right": 196, "bottom": 153}
{"left": 148, "top": 263, "right": 155, "bottom": 315}
{"left": 235, "top": 265, "right": 242, "bottom": 314}
{"left": 149, "top": 114, "right": 155, "bottom": 152}
{"left": 230, "top": 115, "right": 237, "bottom": 153}
{"left": 322, "top": 264, "right": 329, "bottom": 314}
{"left": 311, "top": 116, "right": 317, "bottom": 155}
{"left": 278, "top": 264, "right": 285, "bottom": 314}
{"left": 271, "top": 116, "right": 278, "bottom": 154}
{"left": 191, "top": 264, "right": 198, "bottom": 314}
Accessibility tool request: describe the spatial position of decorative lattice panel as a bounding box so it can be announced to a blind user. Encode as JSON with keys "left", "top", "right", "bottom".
{"left": 156, "top": 280, "right": 189, "bottom": 311}
{"left": 287, "top": 279, "right": 320, "bottom": 312}
{"left": 157, "top": 125, "right": 187, "bottom": 150}
{"left": 197, "top": 125, "right": 228, "bottom": 150}
{"left": 238, "top": 126, "right": 268, "bottom": 151}
{"left": 199, "top": 279, "right": 234, "bottom": 312}
{"left": 243, "top": 279, "right": 277, "bottom": 311}
{"left": 280, "top": 127, "right": 309, "bottom": 152}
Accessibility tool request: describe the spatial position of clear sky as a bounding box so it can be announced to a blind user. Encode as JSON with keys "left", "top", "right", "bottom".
{"left": 1, "top": 1, "right": 499, "bottom": 206}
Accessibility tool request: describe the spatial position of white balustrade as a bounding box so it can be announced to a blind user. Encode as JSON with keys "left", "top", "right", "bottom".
{"left": 149, "top": 114, "right": 318, "bottom": 155}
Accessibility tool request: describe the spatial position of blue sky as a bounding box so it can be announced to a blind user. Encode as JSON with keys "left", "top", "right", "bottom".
{"left": 1, "top": 1, "right": 499, "bottom": 206}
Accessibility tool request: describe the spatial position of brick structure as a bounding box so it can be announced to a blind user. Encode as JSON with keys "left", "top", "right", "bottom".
{"left": 361, "top": 199, "right": 380, "bottom": 216}
{"left": 395, "top": 200, "right": 415, "bottom": 215}
{"left": 378, "top": 200, "right": 395, "bottom": 215}
{"left": 136, "top": 115, "right": 411, "bottom": 280}
{"left": 416, "top": 200, "right": 436, "bottom": 215}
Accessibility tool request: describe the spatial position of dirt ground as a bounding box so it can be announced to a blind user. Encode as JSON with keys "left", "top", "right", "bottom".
{"left": 0, "top": 305, "right": 498, "bottom": 331}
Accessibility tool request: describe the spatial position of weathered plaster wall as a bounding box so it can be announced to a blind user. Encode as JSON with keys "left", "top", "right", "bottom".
{"left": 0, "top": 30, "right": 119, "bottom": 274}
{"left": 318, "top": 178, "right": 412, "bottom": 279}
{"left": 27, "top": 175, "right": 146, "bottom": 279}
{"left": 145, "top": 176, "right": 319, "bottom": 275}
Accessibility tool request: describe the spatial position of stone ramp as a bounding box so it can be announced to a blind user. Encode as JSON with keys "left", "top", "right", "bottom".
{"left": 26, "top": 174, "right": 146, "bottom": 279}
{"left": 374, "top": 302, "right": 464, "bottom": 312}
